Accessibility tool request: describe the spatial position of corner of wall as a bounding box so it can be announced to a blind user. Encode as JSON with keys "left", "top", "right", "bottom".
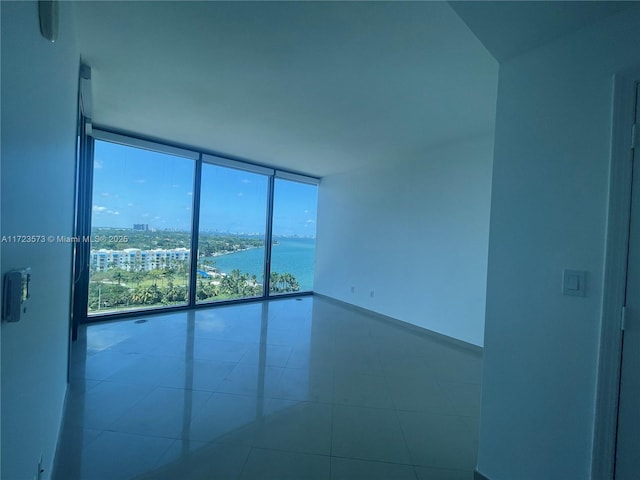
{"left": 1, "top": 1, "right": 79, "bottom": 478}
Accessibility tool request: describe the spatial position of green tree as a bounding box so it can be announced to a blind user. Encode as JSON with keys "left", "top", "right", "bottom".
{"left": 162, "top": 267, "right": 176, "bottom": 287}
{"left": 131, "top": 270, "right": 145, "bottom": 287}
{"left": 270, "top": 272, "right": 281, "bottom": 293}
{"left": 269, "top": 271, "right": 299, "bottom": 293}
{"left": 112, "top": 269, "right": 125, "bottom": 286}
{"left": 196, "top": 280, "right": 217, "bottom": 301}
{"left": 148, "top": 269, "right": 163, "bottom": 287}
{"left": 131, "top": 285, "right": 162, "bottom": 305}
{"left": 162, "top": 283, "right": 187, "bottom": 304}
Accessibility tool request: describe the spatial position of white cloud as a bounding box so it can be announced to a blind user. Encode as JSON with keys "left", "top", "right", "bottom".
{"left": 94, "top": 159, "right": 104, "bottom": 169}
{"left": 134, "top": 179, "right": 146, "bottom": 184}
{"left": 154, "top": 216, "right": 161, "bottom": 220}
{"left": 241, "top": 179, "right": 251, "bottom": 184}
{"left": 237, "top": 192, "right": 244, "bottom": 197}
{"left": 93, "top": 205, "right": 119, "bottom": 215}
{"left": 127, "top": 203, "right": 134, "bottom": 207}
{"left": 101, "top": 192, "right": 110, "bottom": 197}
{"left": 142, "top": 213, "right": 149, "bottom": 218}
{"left": 186, "top": 192, "right": 193, "bottom": 196}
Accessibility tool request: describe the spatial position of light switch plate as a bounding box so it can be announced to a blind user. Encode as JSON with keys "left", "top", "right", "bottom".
{"left": 563, "top": 269, "right": 586, "bottom": 297}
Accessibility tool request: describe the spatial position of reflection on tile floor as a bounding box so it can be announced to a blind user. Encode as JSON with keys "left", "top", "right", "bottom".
{"left": 53, "top": 296, "right": 482, "bottom": 480}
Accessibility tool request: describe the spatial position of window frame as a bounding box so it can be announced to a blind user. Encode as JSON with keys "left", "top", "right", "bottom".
{"left": 75, "top": 126, "right": 319, "bottom": 323}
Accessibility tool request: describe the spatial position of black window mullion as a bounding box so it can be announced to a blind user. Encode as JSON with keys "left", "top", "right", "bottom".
{"left": 73, "top": 127, "right": 318, "bottom": 322}
{"left": 188, "top": 154, "right": 203, "bottom": 306}
{"left": 263, "top": 175, "right": 275, "bottom": 297}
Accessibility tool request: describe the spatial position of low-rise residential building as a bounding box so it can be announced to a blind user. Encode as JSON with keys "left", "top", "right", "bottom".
{"left": 90, "top": 247, "right": 190, "bottom": 271}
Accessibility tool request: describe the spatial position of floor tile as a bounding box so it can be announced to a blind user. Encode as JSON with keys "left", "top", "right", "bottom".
{"left": 435, "top": 354, "right": 483, "bottom": 385}
{"left": 239, "top": 343, "right": 293, "bottom": 367}
{"left": 191, "top": 338, "right": 251, "bottom": 363}
{"left": 217, "top": 363, "right": 284, "bottom": 397}
{"left": 240, "top": 448, "right": 330, "bottom": 480}
{"left": 331, "top": 405, "right": 411, "bottom": 464}
{"left": 56, "top": 296, "right": 482, "bottom": 479}
{"left": 386, "top": 375, "right": 456, "bottom": 414}
{"left": 110, "top": 386, "right": 211, "bottom": 438}
{"left": 59, "top": 431, "right": 173, "bottom": 480}
{"left": 414, "top": 466, "right": 474, "bottom": 480}
{"left": 53, "top": 425, "right": 102, "bottom": 477}
{"left": 272, "top": 366, "right": 334, "bottom": 403}
{"left": 138, "top": 440, "right": 251, "bottom": 480}
{"left": 64, "top": 380, "right": 156, "bottom": 430}
{"left": 188, "top": 392, "right": 262, "bottom": 445}
{"left": 397, "top": 411, "right": 478, "bottom": 470}
{"left": 156, "top": 358, "right": 236, "bottom": 392}
{"left": 70, "top": 349, "right": 141, "bottom": 381}
{"left": 330, "top": 457, "right": 416, "bottom": 480}
{"left": 252, "top": 399, "right": 332, "bottom": 455}
{"left": 332, "top": 370, "right": 394, "bottom": 409}
{"left": 437, "top": 381, "right": 482, "bottom": 417}
{"left": 103, "top": 354, "right": 188, "bottom": 386}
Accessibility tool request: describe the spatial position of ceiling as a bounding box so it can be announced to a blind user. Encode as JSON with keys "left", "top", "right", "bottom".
{"left": 72, "top": 1, "right": 631, "bottom": 178}
{"left": 450, "top": 1, "right": 633, "bottom": 62}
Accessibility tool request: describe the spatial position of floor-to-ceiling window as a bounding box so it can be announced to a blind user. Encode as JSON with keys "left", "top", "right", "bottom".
{"left": 270, "top": 175, "right": 318, "bottom": 295}
{"left": 80, "top": 130, "right": 318, "bottom": 321}
{"left": 197, "top": 158, "right": 270, "bottom": 303}
{"left": 88, "top": 137, "right": 196, "bottom": 315}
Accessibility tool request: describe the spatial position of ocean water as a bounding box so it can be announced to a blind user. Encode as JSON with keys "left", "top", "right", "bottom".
{"left": 205, "top": 237, "right": 316, "bottom": 291}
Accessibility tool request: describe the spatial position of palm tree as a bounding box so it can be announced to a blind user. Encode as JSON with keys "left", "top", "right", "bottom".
{"left": 278, "top": 274, "right": 288, "bottom": 292}
{"left": 148, "top": 269, "right": 162, "bottom": 287}
{"left": 283, "top": 273, "right": 299, "bottom": 292}
{"left": 112, "top": 270, "right": 124, "bottom": 286}
{"left": 162, "top": 267, "right": 176, "bottom": 287}
{"left": 131, "top": 271, "right": 145, "bottom": 287}
{"left": 131, "top": 287, "right": 148, "bottom": 304}
{"left": 176, "top": 259, "right": 189, "bottom": 283}
{"left": 270, "top": 272, "right": 280, "bottom": 293}
{"left": 162, "top": 282, "right": 186, "bottom": 304}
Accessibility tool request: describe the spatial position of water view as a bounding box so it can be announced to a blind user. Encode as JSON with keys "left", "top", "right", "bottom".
{"left": 88, "top": 140, "right": 318, "bottom": 315}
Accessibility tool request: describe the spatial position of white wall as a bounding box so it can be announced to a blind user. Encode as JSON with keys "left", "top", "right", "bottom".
{"left": 477, "top": 6, "right": 640, "bottom": 480}
{"left": 1, "top": 2, "right": 79, "bottom": 479}
{"left": 314, "top": 135, "right": 494, "bottom": 346}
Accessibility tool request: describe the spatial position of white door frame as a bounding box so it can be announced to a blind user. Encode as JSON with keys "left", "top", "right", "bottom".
{"left": 592, "top": 67, "right": 640, "bottom": 479}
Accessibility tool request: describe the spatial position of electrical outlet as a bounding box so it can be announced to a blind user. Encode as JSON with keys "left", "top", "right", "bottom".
{"left": 35, "top": 454, "right": 43, "bottom": 480}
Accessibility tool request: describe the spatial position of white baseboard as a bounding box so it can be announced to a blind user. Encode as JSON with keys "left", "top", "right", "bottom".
{"left": 313, "top": 293, "right": 483, "bottom": 356}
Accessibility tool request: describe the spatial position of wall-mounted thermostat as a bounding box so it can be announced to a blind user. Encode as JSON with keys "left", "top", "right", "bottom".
{"left": 2, "top": 268, "right": 31, "bottom": 322}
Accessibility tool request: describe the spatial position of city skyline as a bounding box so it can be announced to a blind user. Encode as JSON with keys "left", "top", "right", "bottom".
{"left": 92, "top": 225, "right": 317, "bottom": 238}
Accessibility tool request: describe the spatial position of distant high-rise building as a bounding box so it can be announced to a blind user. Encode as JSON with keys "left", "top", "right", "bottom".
{"left": 133, "top": 223, "right": 149, "bottom": 231}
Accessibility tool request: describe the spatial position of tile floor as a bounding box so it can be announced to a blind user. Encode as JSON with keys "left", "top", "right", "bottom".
{"left": 53, "top": 295, "right": 482, "bottom": 480}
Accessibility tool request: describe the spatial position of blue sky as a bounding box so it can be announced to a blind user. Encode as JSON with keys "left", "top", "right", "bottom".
{"left": 92, "top": 140, "right": 317, "bottom": 236}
